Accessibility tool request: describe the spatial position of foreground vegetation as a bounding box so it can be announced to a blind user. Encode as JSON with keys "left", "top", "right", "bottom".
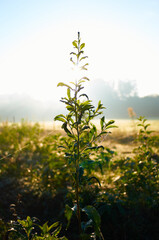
{"left": 0, "top": 33, "right": 159, "bottom": 239}
{"left": 0, "top": 118, "right": 158, "bottom": 239}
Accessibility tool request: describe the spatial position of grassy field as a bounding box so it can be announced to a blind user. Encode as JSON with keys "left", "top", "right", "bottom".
{"left": 105, "top": 119, "right": 159, "bottom": 154}
{"left": 0, "top": 118, "right": 158, "bottom": 239}
{"left": 37, "top": 118, "right": 159, "bottom": 133}
{"left": 39, "top": 118, "right": 159, "bottom": 155}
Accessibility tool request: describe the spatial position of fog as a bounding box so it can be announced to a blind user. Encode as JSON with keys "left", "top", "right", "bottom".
{"left": 0, "top": 79, "right": 159, "bottom": 122}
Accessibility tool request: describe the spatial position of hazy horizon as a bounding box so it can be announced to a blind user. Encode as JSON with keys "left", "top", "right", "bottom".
{"left": 0, "top": 79, "right": 159, "bottom": 122}
{"left": 1, "top": 0, "right": 159, "bottom": 102}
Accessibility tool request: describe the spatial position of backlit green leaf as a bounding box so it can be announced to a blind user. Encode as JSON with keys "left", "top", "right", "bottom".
{"left": 57, "top": 82, "right": 73, "bottom": 90}
{"left": 54, "top": 114, "right": 66, "bottom": 122}
{"left": 80, "top": 56, "right": 88, "bottom": 61}
{"left": 88, "top": 176, "right": 101, "bottom": 186}
{"left": 67, "top": 88, "right": 71, "bottom": 99}
{"left": 80, "top": 43, "right": 85, "bottom": 50}
{"left": 72, "top": 40, "right": 78, "bottom": 48}
{"left": 82, "top": 205, "right": 101, "bottom": 237}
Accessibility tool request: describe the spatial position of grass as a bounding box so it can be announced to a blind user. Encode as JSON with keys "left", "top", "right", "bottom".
{"left": 1, "top": 31, "right": 158, "bottom": 239}
{"left": 38, "top": 118, "right": 159, "bottom": 155}
{"left": 0, "top": 118, "right": 158, "bottom": 239}
{"left": 1, "top": 118, "right": 158, "bottom": 165}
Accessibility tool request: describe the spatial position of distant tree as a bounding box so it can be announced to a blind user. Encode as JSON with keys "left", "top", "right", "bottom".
{"left": 117, "top": 80, "right": 137, "bottom": 98}
{"left": 86, "top": 78, "right": 117, "bottom": 104}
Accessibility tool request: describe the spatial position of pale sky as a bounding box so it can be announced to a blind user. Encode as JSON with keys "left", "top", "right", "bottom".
{"left": 0, "top": 0, "right": 159, "bottom": 101}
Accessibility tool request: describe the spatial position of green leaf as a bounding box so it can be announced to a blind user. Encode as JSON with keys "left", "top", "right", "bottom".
{"left": 57, "top": 82, "right": 73, "bottom": 90}
{"left": 52, "top": 225, "right": 62, "bottom": 237}
{"left": 48, "top": 222, "right": 59, "bottom": 231}
{"left": 88, "top": 126, "right": 97, "bottom": 140}
{"left": 82, "top": 63, "right": 89, "bottom": 67}
{"left": 67, "top": 88, "right": 71, "bottom": 99}
{"left": 144, "top": 124, "right": 150, "bottom": 130}
{"left": 81, "top": 219, "right": 93, "bottom": 232}
{"left": 97, "top": 131, "right": 109, "bottom": 138}
{"left": 97, "top": 145, "right": 104, "bottom": 150}
{"left": 65, "top": 204, "right": 77, "bottom": 229}
{"left": 82, "top": 205, "right": 101, "bottom": 237}
{"left": 81, "top": 76, "right": 90, "bottom": 81}
{"left": 82, "top": 206, "right": 101, "bottom": 225}
{"left": 100, "top": 116, "right": 105, "bottom": 131}
{"left": 143, "top": 118, "right": 147, "bottom": 123}
{"left": 87, "top": 176, "right": 101, "bottom": 186}
{"left": 18, "top": 216, "right": 34, "bottom": 237}
{"left": 81, "top": 63, "right": 89, "bottom": 70}
{"left": 79, "top": 93, "right": 89, "bottom": 100}
{"left": 105, "top": 125, "right": 117, "bottom": 130}
{"left": 62, "top": 122, "right": 72, "bottom": 136}
{"left": 105, "top": 120, "right": 116, "bottom": 127}
{"left": 137, "top": 123, "right": 144, "bottom": 127}
{"left": 96, "top": 100, "right": 105, "bottom": 113}
{"left": 79, "top": 101, "right": 94, "bottom": 112}
{"left": 85, "top": 145, "right": 104, "bottom": 152}
{"left": 41, "top": 222, "right": 49, "bottom": 234}
{"left": 84, "top": 146, "right": 97, "bottom": 151}
{"left": 17, "top": 219, "right": 26, "bottom": 227}
{"left": 65, "top": 205, "right": 73, "bottom": 229}
{"left": 70, "top": 52, "right": 77, "bottom": 56}
{"left": 65, "top": 152, "right": 73, "bottom": 158}
{"left": 78, "top": 80, "right": 86, "bottom": 84}
{"left": 147, "top": 130, "right": 153, "bottom": 134}
{"left": 82, "top": 125, "right": 90, "bottom": 131}
{"left": 70, "top": 57, "right": 76, "bottom": 65}
{"left": 72, "top": 40, "right": 78, "bottom": 48}
{"left": 77, "top": 50, "right": 84, "bottom": 58}
{"left": 80, "top": 56, "right": 88, "bottom": 61}
{"left": 80, "top": 43, "right": 85, "bottom": 50}
{"left": 54, "top": 118, "right": 66, "bottom": 123}
{"left": 54, "top": 114, "right": 66, "bottom": 123}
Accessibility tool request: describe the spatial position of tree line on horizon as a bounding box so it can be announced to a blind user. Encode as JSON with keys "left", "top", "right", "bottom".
{"left": 0, "top": 79, "right": 159, "bottom": 121}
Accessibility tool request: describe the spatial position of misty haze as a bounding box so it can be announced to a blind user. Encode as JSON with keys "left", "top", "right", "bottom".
{"left": 0, "top": 1, "right": 159, "bottom": 239}
{"left": 0, "top": 79, "right": 159, "bottom": 122}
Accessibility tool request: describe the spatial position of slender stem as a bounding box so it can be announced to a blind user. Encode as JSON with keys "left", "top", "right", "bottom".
{"left": 75, "top": 93, "right": 82, "bottom": 237}
{"left": 74, "top": 32, "right": 82, "bottom": 237}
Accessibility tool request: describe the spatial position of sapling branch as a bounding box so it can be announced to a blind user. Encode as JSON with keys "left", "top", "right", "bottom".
{"left": 55, "top": 32, "right": 116, "bottom": 239}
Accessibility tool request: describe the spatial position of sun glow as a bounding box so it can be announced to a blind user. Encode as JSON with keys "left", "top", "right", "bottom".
{"left": 0, "top": 19, "right": 159, "bottom": 101}
{"left": 70, "top": 65, "right": 83, "bottom": 82}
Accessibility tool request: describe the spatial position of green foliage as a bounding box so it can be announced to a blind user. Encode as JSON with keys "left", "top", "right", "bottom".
{"left": 0, "top": 33, "right": 158, "bottom": 240}
{"left": 113, "top": 117, "right": 159, "bottom": 206}
{"left": 18, "top": 216, "right": 34, "bottom": 239}
{"left": 0, "top": 116, "right": 158, "bottom": 239}
{"left": 7, "top": 216, "right": 67, "bottom": 240}
{"left": 36, "top": 221, "right": 67, "bottom": 239}
{"left": 82, "top": 205, "right": 103, "bottom": 239}
{"left": 0, "top": 121, "right": 68, "bottom": 196}
{"left": 94, "top": 117, "right": 159, "bottom": 239}
{"left": 54, "top": 32, "right": 116, "bottom": 238}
